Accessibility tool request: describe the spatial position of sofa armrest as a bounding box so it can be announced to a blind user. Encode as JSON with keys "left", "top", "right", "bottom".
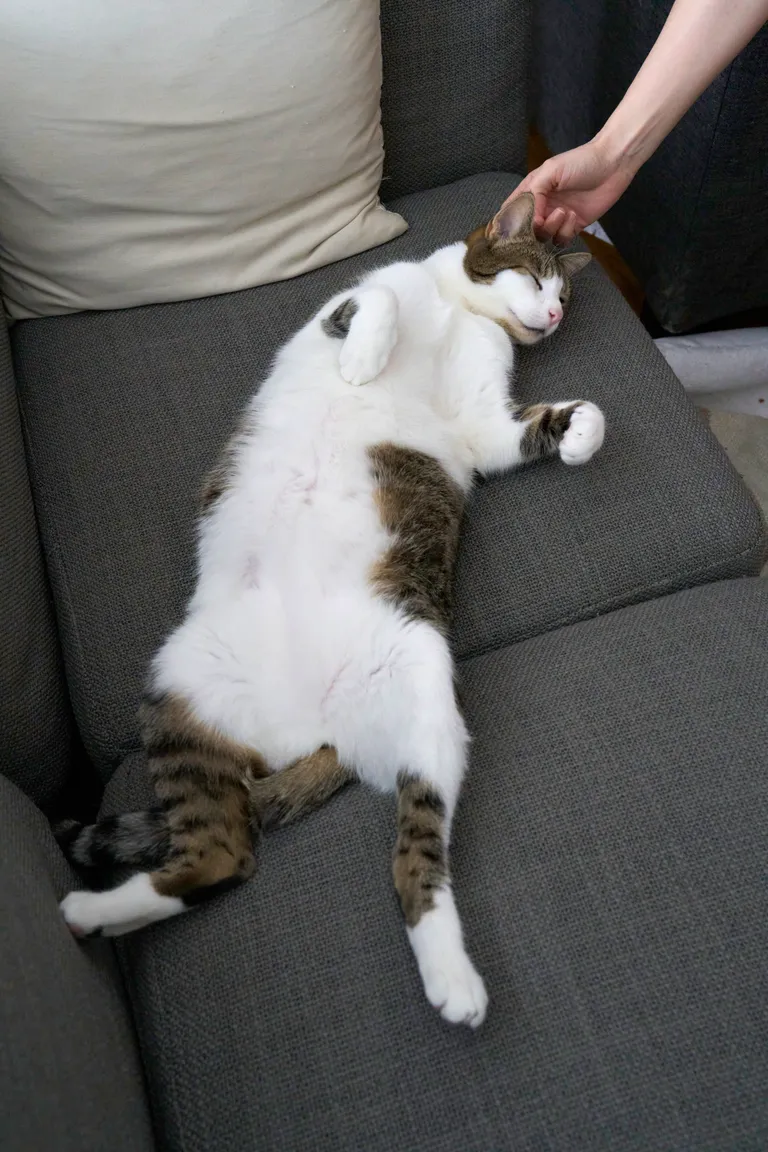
{"left": 0, "top": 773, "right": 154, "bottom": 1152}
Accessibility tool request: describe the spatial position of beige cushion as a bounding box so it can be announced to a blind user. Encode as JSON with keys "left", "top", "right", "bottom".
{"left": 0, "top": 1, "right": 406, "bottom": 318}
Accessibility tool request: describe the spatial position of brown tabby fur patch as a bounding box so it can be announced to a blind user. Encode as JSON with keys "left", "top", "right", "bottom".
{"left": 393, "top": 773, "right": 448, "bottom": 927}
{"left": 518, "top": 402, "right": 581, "bottom": 462}
{"left": 368, "top": 442, "right": 465, "bottom": 632}
{"left": 248, "top": 746, "right": 355, "bottom": 829}
{"left": 139, "top": 691, "right": 267, "bottom": 900}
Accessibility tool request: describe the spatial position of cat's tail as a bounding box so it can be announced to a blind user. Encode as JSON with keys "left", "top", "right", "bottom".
{"left": 54, "top": 811, "right": 171, "bottom": 872}
{"left": 321, "top": 282, "right": 399, "bottom": 387}
{"left": 56, "top": 744, "right": 355, "bottom": 873}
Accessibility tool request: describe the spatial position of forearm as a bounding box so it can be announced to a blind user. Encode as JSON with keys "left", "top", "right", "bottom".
{"left": 595, "top": 0, "right": 768, "bottom": 172}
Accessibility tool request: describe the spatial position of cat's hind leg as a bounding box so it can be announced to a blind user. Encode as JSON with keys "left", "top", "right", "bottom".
{"left": 395, "top": 769, "right": 488, "bottom": 1029}
{"left": 58, "top": 692, "right": 261, "bottom": 938}
{"left": 322, "top": 284, "right": 399, "bottom": 386}
{"left": 379, "top": 630, "right": 488, "bottom": 1028}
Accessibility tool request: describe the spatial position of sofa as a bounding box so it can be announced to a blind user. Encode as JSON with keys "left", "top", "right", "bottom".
{"left": 534, "top": 0, "right": 768, "bottom": 334}
{"left": 2, "top": 3, "right": 768, "bottom": 1149}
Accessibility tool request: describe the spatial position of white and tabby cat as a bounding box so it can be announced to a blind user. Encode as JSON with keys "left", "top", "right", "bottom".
{"left": 58, "top": 193, "right": 602, "bottom": 1028}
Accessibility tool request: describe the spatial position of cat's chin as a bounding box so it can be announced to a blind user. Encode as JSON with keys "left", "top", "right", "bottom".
{"left": 496, "top": 314, "right": 547, "bottom": 345}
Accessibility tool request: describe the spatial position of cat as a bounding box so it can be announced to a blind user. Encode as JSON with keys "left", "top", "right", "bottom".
{"left": 57, "top": 192, "right": 601, "bottom": 1029}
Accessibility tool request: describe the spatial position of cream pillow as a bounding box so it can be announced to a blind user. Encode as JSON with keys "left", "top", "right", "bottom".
{"left": 0, "top": 0, "right": 406, "bottom": 318}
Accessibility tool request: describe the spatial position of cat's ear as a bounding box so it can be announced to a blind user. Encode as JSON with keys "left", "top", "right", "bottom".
{"left": 558, "top": 251, "right": 592, "bottom": 276}
{"left": 486, "top": 192, "right": 535, "bottom": 242}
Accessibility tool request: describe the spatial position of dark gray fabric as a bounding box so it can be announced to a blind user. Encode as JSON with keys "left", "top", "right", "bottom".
{"left": 104, "top": 579, "right": 768, "bottom": 1152}
{"left": 0, "top": 773, "right": 154, "bottom": 1152}
{"left": 379, "top": 0, "right": 530, "bottom": 200}
{"left": 0, "top": 308, "right": 74, "bottom": 808}
{"left": 13, "top": 173, "right": 765, "bottom": 778}
{"left": 534, "top": 0, "right": 768, "bottom": 332}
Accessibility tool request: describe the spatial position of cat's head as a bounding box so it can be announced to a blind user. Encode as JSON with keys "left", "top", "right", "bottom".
{"left": 462, "top": 192, "right": 591, "bottom": 345}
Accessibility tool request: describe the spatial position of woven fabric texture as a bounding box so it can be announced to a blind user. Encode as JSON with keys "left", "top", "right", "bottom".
{"left": 105, "top": 579, "right": 768, "bottom": 1152}
{"left": 380, "top": 0, "right": 530, "bottom": 200}
{"left": 0, "top": 310, "right": 73, "bottom": 807}
{"left": 0, "top": 773, "right": 153, "bottom": 1152}
{"left": 534, "top": 0, "right": 768, "bottom": 332}
{"left": 13, "top": 173, "right": 765, "bottom": 779}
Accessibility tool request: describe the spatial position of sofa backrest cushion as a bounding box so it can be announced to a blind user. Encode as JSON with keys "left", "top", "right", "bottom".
{"left": 0, "top": 310, "right": 74, "bottom": 809}
{"left": 0, "top": 0, "right": 406, "bottom": 318}
{"left": 379, "top": 0, "right": 531, "bottom": 200}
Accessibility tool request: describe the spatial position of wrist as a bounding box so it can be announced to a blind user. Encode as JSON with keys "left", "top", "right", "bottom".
{"left": 593, "top": 115, "right": 653, "bottom": 179}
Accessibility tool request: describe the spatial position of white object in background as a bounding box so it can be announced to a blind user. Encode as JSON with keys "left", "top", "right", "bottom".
{"left": 655, "top": 328, "right": 768, "bottom": 418}
{"left": 583, "top": 220, "right": 613, "bottom": 245}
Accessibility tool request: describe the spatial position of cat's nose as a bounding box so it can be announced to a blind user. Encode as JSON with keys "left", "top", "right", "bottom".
{"left": 548, "top": 308, "right": 563, "bottom": 325}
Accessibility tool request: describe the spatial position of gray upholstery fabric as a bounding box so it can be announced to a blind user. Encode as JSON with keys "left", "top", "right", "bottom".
{"left": 379, "top": 0, "right": 530, "bottom": 200}
{"left": 13, "top": 173, "right": 765, "bottom": 779}
{"left": 0, "top": 309, "right": 73, "bottom": 809}
{"left": 0, "top": 774, "right": 154, "bottom": 1152}
{"left": 534, "top": 0, "right": 768, "bottom": 332}
{"left": 104, "top": 579, "right": 768, "bottom": 1152}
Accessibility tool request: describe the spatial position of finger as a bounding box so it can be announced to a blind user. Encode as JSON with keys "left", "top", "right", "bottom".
{"left": 555, "top": 211, "right": 580, "bottom": 245}
{"left": 537, "top": 207, "right": 565, "bottom": 241}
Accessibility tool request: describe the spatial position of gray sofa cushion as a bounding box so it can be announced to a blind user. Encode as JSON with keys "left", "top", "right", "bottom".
{"left": 0, "top": 310, "right": 74, "bottom": 808}
{"left": 12, "top": 173, "right": 765, "bottom": 778}
{"left": 380, "top": 0, "right": 529, "bottom": 200}
{"left": 0, "top": 774, "right": 154, "bottom": 1152}
{"left": 103, "top": 579, "right": 768, "bottom": 1152}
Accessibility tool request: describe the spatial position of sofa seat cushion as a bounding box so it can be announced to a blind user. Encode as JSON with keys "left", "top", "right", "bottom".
{"left": 103, "top": 579, "right": 768, "bottom": 1151}
{"left": 13, "top": 172, "right": 765, "bottom": 776}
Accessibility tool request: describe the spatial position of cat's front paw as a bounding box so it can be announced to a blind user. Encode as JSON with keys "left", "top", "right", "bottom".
{"left": 419, "top": 950, "right": 489, "bottom": 1029}
{"left": 339, "top": 329, "right": 396, "bottom": 387}
{"left": 559, "top": 401, "right": 605, "bottom": 465}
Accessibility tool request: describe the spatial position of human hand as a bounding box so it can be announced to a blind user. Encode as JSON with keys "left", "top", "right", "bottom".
{"left": 504, "top": 138, "right": 637, "bottom": 245}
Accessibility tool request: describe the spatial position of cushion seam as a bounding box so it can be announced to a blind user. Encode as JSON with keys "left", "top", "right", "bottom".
{"left": 456, "top": 530, "right": 767, "bottom": 665}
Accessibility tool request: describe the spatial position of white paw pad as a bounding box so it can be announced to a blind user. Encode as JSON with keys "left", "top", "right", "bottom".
{"left": 559, "top": 401, "right": 605, "bottom": 465}
{"left": 419, "top": 951, "right": 489, "bottom": 1029}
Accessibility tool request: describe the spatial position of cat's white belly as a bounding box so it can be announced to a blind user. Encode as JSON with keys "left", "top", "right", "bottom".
{"left": 153, "top": 439, "right": 440, "bottom": 786}
{"left": 151, "top": 332, "right": 470, "bottom": 788}
{"left": 154, "top": 575, "right": 450, "bottom": 791}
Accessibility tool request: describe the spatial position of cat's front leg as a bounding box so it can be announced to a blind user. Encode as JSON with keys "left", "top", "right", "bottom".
{"left": 469, "top": 400, "right": 605, "bottom": 474}
{"left": 322, "top": 284, "right": 399, "bottom": 386}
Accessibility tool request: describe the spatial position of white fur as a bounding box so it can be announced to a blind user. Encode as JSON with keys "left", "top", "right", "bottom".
{"left": 408, "top": 887, "right": 488, "bottom": 1028}
{"left": 558, "top": 401, "right": 605, "bottom": 464}
{"left": 61, "top": 240, "right": 601, "bottom": 1024}
{"left": 60, "top": 873, "right": 184, "bottom": 937}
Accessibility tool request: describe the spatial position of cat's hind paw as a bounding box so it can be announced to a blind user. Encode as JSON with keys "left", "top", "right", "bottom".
{"left": 419, "top": 950, "right": 489, "bottom": 1029}
{"left": 60, "top": 890, "right": 105, "bottom": 938}
{"left": 559, "top": 401, "right": 605, "bottom": 466}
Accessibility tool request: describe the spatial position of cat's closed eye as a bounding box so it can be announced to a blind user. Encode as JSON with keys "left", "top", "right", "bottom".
{"left": 516, "top": 268, "right": 542, "bottom": 289}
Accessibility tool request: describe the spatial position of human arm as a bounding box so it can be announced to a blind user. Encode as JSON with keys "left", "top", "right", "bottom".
{"left": 510, "top": 0, "right": 768, "bottom": 244}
